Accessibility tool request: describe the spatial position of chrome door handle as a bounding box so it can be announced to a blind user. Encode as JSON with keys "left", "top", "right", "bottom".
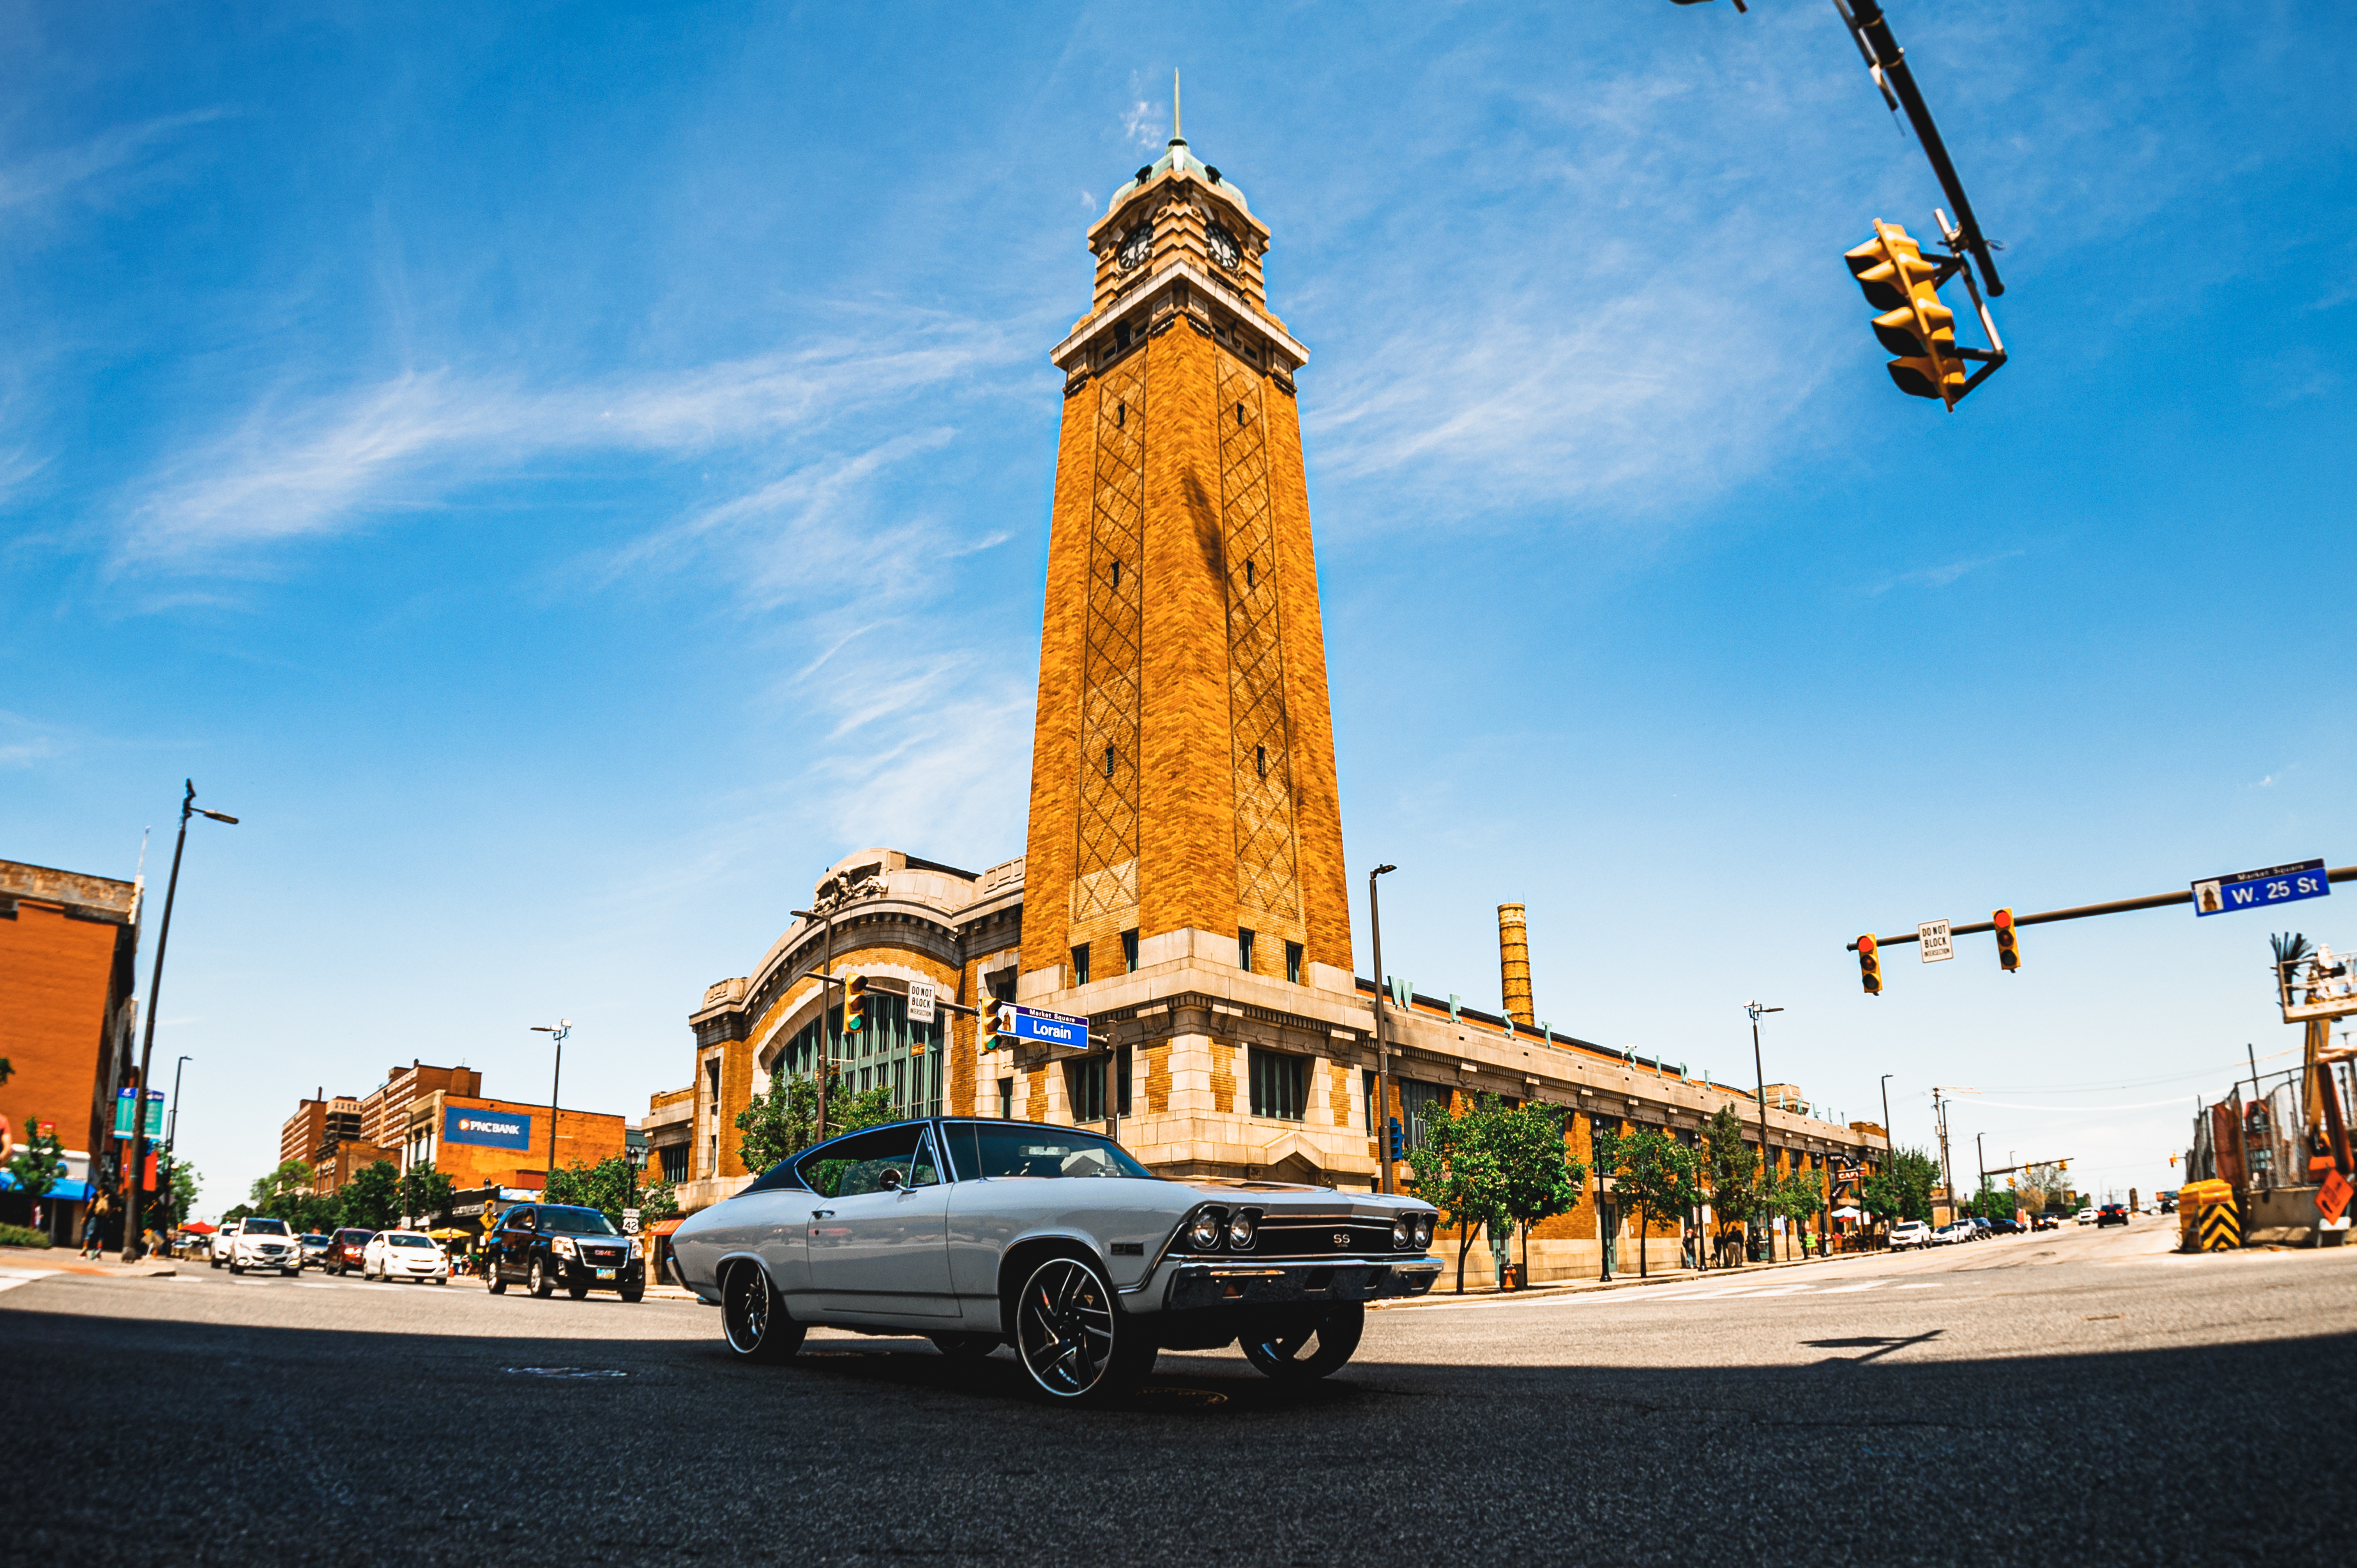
{"left": 811, "top": 1209, "right": 835, "bottom": 1219}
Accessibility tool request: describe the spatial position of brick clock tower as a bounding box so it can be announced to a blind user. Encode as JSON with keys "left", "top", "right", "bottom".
{"left": 1020, "top": 121, "right": 1351, "bottom": 999}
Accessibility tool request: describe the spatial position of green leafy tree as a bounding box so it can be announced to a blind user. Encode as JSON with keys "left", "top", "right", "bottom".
{"left": 1701, "top": 1106, "right": 1764, "bottom": 1265}
{"left": 248, "top": 1158, "right": 315, "bottom": 1217}
{"left": 542, "top": 1155, "right": 681, "bottom": 1237}
{"left": 735, "top": 1062, "right": 895, "bottom": 1178}
{"left": 1862, "top": 1147, "right": 1939, "bottom": 1231}
{"left": 1406, "top": 1095, "right": 1510, "bottom": 1294}
{"left": 1772, "top": 1167, "right": 1827, "bottom": 1257}
{"left": 1594, "top": 1125, "right": 1701, "bottom": 1279}
{"left": 1492, "top": 1100, "right": 1586, "bottom": 1279}
{"left": 397, "top": 1162, "right": 457, "bottom": 1225}
{"left": 338, "top": 1160, "right": 401, "bottom": 1229}
{"left": 5, "top": 1123, "right": 69, "bottom": 1204}
{"left": 165, "top": 1160, "right": 201, "bottom": 1226}
{"left": 222, "top": 1202, "right": 254, "bottom": 1224}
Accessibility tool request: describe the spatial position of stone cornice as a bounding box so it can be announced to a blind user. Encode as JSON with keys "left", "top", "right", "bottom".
{"left": 1050, "top": 258, "right": 1308, "bottom": 374}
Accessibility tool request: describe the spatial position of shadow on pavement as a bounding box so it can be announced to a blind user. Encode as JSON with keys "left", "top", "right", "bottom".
{"left": 5, "top": 1307, "right": 2350, "bottom": 1566}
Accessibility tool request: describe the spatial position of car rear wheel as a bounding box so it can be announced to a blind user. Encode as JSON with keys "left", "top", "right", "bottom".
{"left": 1012, "top": 1254, "right": 1154, "bottom": 1406}
{"left": 721, "top": 1261, "right": 804, "bottom": 1362}
{"left": 1240, "top": 1303, "right": 1364, "bottom": 1382}
{"left": 529, "top": 1258, "right": 554, "bottom": 1299}
{"left": 929, "top": 1332, "right": 998, "bottom": 1361}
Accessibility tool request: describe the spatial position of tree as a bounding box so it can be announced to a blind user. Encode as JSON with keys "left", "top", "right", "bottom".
{"left": 543, "top": 1155, "right": 681, "bottom": 1238}
{"left": 1594, "top": 1125, "right": 1700, "bottom": 1279}
{"left": 1406, "top": 1095, "right": 1509, "bottom": 1293}
{"left": 1701, "top": 1106, "right": 1763, "bottom": 1266}
{"left": 735, "top": 1062, "right": 895, "bottom": 1177}
{"left": 1492, "top": 1100, "right": 1586, "bottom": 1280}
{"left": 397, "top": 1162, "right": 457, "bottom": 1225}
{"left": 339, "top": 1160, "right": 400, "bottom": 1229}
{"left": 5, "top": 1123, "right": 68, "bottom": 1204}
{"left": 2020, "top": 1161, "right": 2070, "bottom": 1215}
{"left": 1772, "top": 1167, "right": 1827, "bottom": 1257}
{"left": 222, "top": 1202, "right": 254, "bottom": 1224}
{"left": 1862, "top": 1147, "right": 1939, "bottom": 1229}
{"left": 166, "top": 1160, "right": 201, "bottom": 1227}
{"left": 248, "top": 1159, "right": 315, "bottom": 1217}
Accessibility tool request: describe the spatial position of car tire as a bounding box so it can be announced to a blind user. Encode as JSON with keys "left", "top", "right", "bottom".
{"left": 210, "top": 1256, "right": 221, "bottom": 1270}
{"left": 283, "top": 1268, "right": 299, "bottom": 1278}
{"left": 1241, "top": 1303, "right": 1366, "bottom": 1382}
{"left": 929, "top": 1332, "right": 998, "bottom": 1361}
{"left": 567, "top": 1279, "right": 590, "bottom": 1301}
{"left": 1011, "top": 1252, "right": 1154, "bottom": 1407}
{"left": 721, "top": 1260, "right": 805, "bottom": 1363}
{"left": 529, "top": 1257, "right": 554, "bottom": 1299}
{"left": 618, "top": 1284, "right": 644, "bottom": 1304}
{"left": 230, "top": 1260, "right": 243, "bottom": 1275}
{"left": 486, "top": 1265, "right": 507, "bottom": 1296}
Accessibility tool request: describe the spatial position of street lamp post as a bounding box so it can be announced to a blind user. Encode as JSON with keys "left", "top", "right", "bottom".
{"left": 165, "top": 1056, "right": 192, "bottom": 1153}
{"left": 1367, "top": 865, "right": 1397, "bottom": 1195}
{"left": 1746, "top": 1001, "right": 1783, "bottom": 1264}
{"left": 530, "top": 1020, "right": 571, "bottom": 1193}
{"left": 122, "top": 780, "right": 238, "bottom": 1261}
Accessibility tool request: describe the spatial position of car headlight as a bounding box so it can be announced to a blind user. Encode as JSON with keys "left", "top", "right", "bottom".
{"left": 1187, "top": 1210, "right": 1225, "bottom": 1250}
{"left": 553, "top": 1237, "right": 577, "bottom": 1259}
{"left": 628, "top": 1240, "right": 643, "bottom": 1261}
{"left": 1392, "top": 1217, "right": 1413, "bottom": 1249}
{"left": 1227, "top": 1211, "right": 1257, "bottom": 1250}
{"left": 1413, "top": 1214, "right": 1435, "bottom": 1249}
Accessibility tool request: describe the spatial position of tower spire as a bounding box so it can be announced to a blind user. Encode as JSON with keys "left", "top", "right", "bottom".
{"left": 1173, "top": 69, "right": 1181, "bottom": 143}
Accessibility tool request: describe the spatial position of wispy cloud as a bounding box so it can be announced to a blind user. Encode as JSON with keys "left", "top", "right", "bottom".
{"left": 1866, "top": 551, "right": 2024, "bottom": 596}
{"left": 0, "top": 109, "right": 227, "bottom": 215}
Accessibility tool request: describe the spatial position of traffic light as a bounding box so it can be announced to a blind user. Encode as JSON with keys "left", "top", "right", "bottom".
{"left": 1857, "top": 933, "right": 1884, "bottom": 996}
{"left": 2168, "top": 1153, "right": 2178, "bottom": 1167}
{"left": 1845, "top": 220, "right": 1967, "bottom": 408}
{"left": 977, "top": 1000, "right": 1003, "bottom": 1051}
{"left": 1387, "top": 1117, "right": 1405, "bottom": 1163}
{"left": 844, "top": 975, "right": 869, "bottom": 1033}
{"left": 1992, "top": 907, "right": 2020, "bottom": 972}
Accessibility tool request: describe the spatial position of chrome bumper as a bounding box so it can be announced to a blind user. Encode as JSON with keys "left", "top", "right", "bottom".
{"left": 1161, "top": 1256, "right": 1442, "bottom": 1311}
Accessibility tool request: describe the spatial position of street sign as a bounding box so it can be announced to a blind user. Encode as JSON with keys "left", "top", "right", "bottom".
{"left": 1006, "top": 1003, "right": 1089, "bottom": 1052}
{"left": 2191, "top": 858, "right": 2329, "bottom": 918}
{"left": 907, "top": 978, "right": 936, "bottom": 1024}
{"left": 113, "top": 1088, "right": 164, "bottom": 1139}
{"left": 622, "top": 1208, "right": 641, "bottom": 1235}
{"left": 1917, "top": 919, "right": 1954, "bottom": 963}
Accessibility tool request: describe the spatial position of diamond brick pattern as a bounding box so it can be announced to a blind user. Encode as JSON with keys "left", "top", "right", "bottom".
{"left": 1072, "top": 358, "right": 1146, "bottom": 929}
{"left": 1218, "top": 352, "right": 1301, "bottom": 931}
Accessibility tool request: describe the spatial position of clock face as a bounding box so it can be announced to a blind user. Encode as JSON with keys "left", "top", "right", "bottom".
{"left": 1117, "top": 224, "right": 1152, "bottom": 271}
{"left": 1205, "top": 221, "right": 1240, "bottom": 272}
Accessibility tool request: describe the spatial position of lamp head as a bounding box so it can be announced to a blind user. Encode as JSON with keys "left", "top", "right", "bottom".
{"left": 1372, "top": 864, "right": 1396, "bottom": 877}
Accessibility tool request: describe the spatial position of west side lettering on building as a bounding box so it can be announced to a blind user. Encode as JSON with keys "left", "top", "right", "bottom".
{"left": 2191, "top": 859, "right": 2329, "bottom": 918}
{"left": 442, "top": 1107, "right": 534, "bottom": 1150}
{"left": 1009, "top": 1004, "right": 1089, "bottom": 1051}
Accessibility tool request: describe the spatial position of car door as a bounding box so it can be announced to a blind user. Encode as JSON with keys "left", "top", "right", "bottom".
{"left": 802, "top": 1125, "right": 956, "bottom": 1319}
{"left": 500, "top": 1208, "right": 537, "bottom": 1278}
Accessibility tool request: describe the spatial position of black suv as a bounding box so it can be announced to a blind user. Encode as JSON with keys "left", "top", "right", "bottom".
{"left": 2096, "top": 1202, "right": 2129, "bottom": 1227}
{"left": 483, "top": 1203, "right": 645, "bottom": 1302}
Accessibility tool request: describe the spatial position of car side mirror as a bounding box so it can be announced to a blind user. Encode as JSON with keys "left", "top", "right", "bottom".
{"left": 878, "top": 1167, "right": 903, "bottom": 1192}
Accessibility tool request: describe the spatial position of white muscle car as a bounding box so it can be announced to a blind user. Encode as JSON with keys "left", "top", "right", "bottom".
{"left": 671, "top": 1117, "right": 1442, "bottom": 1404}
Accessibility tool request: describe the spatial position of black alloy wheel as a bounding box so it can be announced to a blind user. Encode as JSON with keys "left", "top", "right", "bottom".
{"left": 928, "top": 1332, "right": 998, "bottom": 1361}
{"left": 529, "top": 1257, "right": 554, "bottom": 1298}
{"left": 721, "top": 1261, "right": 805, "bottom": 1362}
{"left": 1240, "top": 1302, "right": 1364, "bottom": 1381}
{"left": 1012, "top": 1254, "right": 1154, "bottom": 1406}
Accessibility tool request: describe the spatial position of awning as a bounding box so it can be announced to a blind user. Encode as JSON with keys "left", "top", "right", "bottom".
{"left": 1829, "top": 1206, "right": 1863, "bottom": 1219}
{"left": 182, "top": 1220, "right": 219, "bottom": 1234}
{"left": 649, "top": 1218, "right": 686, "bottom": 1236}
{"left": 0, "top": 1174, "right": 93, "bottom": 1201}
{"left": 426, "top": 1228, "right": 471, "bottom": 1240}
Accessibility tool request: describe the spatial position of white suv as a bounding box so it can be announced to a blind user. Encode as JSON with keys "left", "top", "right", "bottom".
{"left": 363, "top": 1229, "right": 450, "bottom": 1284}
{"left": 226, "top": 1217, "right": 302, "bottom": 1276}
{"left": 1888, "top": 1220, "right": 1933, "bottom": 1251}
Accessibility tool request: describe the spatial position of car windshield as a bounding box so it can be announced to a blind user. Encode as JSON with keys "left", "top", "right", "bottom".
{"left": 300, "top": 1234, "right": 327, "bottom": 1245}
{"left": 947, "top": 1123, "right": 1156, "bottom": 1181}
{"left": 538, "top": 1206, "right": 618, "bottom": 1236}
{"left": 338, "top": 1230, "right": 373, "bottom": 1243}
{"left": 242, "top": 1219, "right": 290, "bottom": 1236}
{"left": 387, "top": 1234, "right": 435, "bottom": 1248}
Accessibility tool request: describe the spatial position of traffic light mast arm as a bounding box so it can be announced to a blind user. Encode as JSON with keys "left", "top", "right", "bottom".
{"left": 1833, "top": 0, "right": 2005, "bottom": 297}
{"left": 1845, "top": 865, "right": 2357, "bottom": 952}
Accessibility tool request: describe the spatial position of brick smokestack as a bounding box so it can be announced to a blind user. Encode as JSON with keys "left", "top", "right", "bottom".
{"left": 1497, "top": 903, "right": 1534, "bottom": 1028}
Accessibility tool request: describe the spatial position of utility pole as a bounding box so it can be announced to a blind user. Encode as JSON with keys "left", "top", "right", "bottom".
{"left": 1368, "top": 865, "right": 1397, "bottom": 1195}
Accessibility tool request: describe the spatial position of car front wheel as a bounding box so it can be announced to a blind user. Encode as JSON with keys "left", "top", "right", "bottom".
{"left": 485, "top": 1262, "right": 507, "bottom": 1295}
{"left": 529, "top": 1257, "right": 554, "bottom": 1298}
{"left": 1241, "top": 1303, "right": 1364, "bottom": 1382}
{"left": 721, "top": 1261, "right": 804, "bottom": 1362}
{"left": 1012, "top": 1254, "right": 1153, "bottom": 1406}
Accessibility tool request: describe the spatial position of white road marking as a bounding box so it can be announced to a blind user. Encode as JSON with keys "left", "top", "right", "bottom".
{"left": 0, "top": 1269, "right": 58, "bottom": 1293}
{"left": 1813, "top": 1280, "right": 1894, "bottom": 1294}
{"left": 1896, "top": 1282, "right": 1942, "bottom": 1289}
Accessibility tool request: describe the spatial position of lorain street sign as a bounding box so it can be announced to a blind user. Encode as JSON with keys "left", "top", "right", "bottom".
{"left": 1007, "top": 1003, "right": 1089, "bottom": 1052}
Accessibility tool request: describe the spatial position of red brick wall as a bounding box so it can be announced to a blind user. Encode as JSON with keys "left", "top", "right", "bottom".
{"left": 0, "top": 899, "right": 126, "bottom": 1157}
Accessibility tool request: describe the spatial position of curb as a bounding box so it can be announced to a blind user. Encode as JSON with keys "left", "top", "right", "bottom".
{"left": 1372, "top": 1246, "right": 1883, "bottom": 1310}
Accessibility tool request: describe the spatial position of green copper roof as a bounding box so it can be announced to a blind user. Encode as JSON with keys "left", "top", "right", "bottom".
{"left": 1108, "top": 137, "right": 1248, "bottom": 215}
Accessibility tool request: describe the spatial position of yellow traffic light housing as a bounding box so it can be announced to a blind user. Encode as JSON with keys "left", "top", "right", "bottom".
{"left": 1857, "top": 933, "right": 1884, "bottom": 996}
{"left": 978, "top": 1000, "right": 1002, "bottom": 1051}
{"left": 844, "top": 974, "right": 869, "bottom": 1033}
{"left": 1844, "top": 216, "right": 2005, "bottom": 409}
{"left": 1993, "top": 907, "right": 2021, "bottom": 973}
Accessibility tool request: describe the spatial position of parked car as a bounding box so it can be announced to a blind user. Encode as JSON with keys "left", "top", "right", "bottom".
{"left": 1967, "top": 1217, "right": 1993, "bottom": 1240}
{"left": 673, "top": 1116, "right": 1445, "bottom": 1406}
{"left": 2074, "top": 1208, "right": 2098, "bottom": 1225}
{"left": 298, "top": 1233, "right": 331, "bottom": 1269}
{"left": 484, "top": 1203, "right": 646, "bottom": 1303}
{"left": 1888, "top": 1220, "right": 1933, "bottom": 1251}
{"left": 1931, "top": 1222, "right": 1975, "bottom": 1246}
{"left": 362, "top": 1229, "right": 450, "bottom": 1284}
{"left": 224, "top": 1216, "right": 302, "bottom": 1275}
{"left": 2096, "top": 1202, "right": 2129, "bottom": 1228}
{"left": 1983, "top": 1217, "right": 2025, "bottom": 1236}
{"left": 209, "top": 1221, "right": 240, "bottom": 1268}
{"left": 324, "top": 1227, "right": 374, "bottom": 1275}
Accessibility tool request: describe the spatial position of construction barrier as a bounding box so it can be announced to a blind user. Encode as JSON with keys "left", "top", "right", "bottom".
{"left": 2199, "top": 1198, "right": 2241, "bottom": 1252}
{"left": 2178, "top": 1180, "right": 2234, "bottom": 1252}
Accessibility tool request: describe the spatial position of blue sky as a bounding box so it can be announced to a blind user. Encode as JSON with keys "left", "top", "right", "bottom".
{"left": 5, "top": 3, "right": 2350, "bottom": 1217}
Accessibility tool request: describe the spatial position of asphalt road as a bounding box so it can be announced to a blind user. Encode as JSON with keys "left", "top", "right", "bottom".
{"left": 7, "top": 1217, "right": 2353, "bottom": 1566}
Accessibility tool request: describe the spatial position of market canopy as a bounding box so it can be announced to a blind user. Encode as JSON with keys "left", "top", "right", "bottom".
{"left": 182, "top": 1220, "right": 218, "bottom": 1234}
{"left": 1829, "top": 1206, "right": 1864, "bottom": 1219}
{"left": 426, "top": 1228, "right": 471, "bottom": 1240}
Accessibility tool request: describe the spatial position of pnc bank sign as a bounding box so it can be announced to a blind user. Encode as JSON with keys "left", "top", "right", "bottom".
{"left": 443, "top": 1107, "right": 534, "bottom": 1151}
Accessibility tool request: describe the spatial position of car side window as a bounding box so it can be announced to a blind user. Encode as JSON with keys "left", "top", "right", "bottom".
{"left": 797, "top": 1126, "right": 920, "bottom": 1199}
{"left": 512, "top": 1209, "right": 536, "bottom": 1232}
{"left": 909, "top": 1128, "right": 941, "bottom": 1189}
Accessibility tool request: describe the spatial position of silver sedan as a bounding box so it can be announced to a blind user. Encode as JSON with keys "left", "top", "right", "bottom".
{"left": 671, "top": 1117, "right": 1443, "bottom": 1404}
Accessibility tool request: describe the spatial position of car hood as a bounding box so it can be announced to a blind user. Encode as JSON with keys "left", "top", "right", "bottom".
{"left": 1166, "top": 1180, "right": 1432, "bottom": 1217}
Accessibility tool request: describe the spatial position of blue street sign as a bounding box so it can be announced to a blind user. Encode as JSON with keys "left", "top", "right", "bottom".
{"left": 114, "top": 1088, "right": 165, "bottom": 1139}
{"left": 2191, "top": 858, "right": 2330, "bottom": 918}
{"left": 1007, "top": 1003, "right": 1089, "bottom": 1051}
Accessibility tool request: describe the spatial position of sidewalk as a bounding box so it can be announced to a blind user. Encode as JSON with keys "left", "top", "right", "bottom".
{"left": 1371, "top": 1245, "right": 1880, "bottom": 1310}
{"left": 0, "top": 1247, "right": 182, "bottom": 1280}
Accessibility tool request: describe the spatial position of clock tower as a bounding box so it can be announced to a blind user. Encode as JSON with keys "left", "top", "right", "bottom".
{"left": 1018, "top": 120, "right": 1353, "bottom": 1000}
